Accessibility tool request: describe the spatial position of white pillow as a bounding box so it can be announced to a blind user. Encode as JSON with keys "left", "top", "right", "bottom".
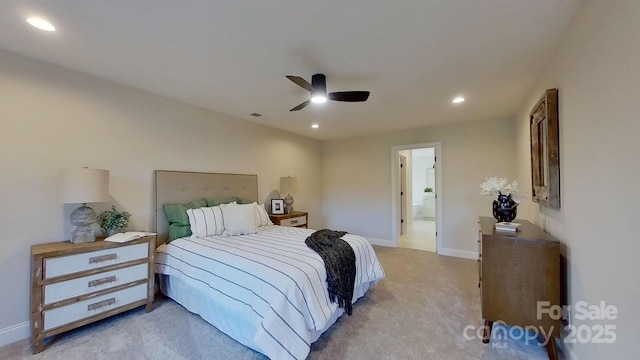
{"left": 220, "top": 203, "right": 258, "bottom": 236}
{"left": 254, "top": 202, "right": 273, "bottom": 227}
{"left": 186, "top": 206, "right": 225, "bottom": 238}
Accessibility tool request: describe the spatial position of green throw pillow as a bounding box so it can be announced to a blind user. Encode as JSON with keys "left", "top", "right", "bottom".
{"left": 163, "top": 198, "right": 207, "bottom": 241}
{"left": 168, "top": 224, "right": 191, "bottom": 242}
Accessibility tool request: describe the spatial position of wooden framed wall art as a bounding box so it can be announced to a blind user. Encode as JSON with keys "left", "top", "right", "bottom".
{"left": 530, "top": 88, "right": 560, "bottom": 208}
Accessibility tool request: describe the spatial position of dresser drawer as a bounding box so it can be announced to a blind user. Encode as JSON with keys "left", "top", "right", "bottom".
{"left": 44, "top": 243, "right": 148, "bottom": 279}
{"left": 280, "top": 215, "right": 307, "bottom": 227}
{"left": 43, "top": 263, "right": 148, "bottom": 305}
{"left": 43, "top": 283, "right": 148, "bottom": 331}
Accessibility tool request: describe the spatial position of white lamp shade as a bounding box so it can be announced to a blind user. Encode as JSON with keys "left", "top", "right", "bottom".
{"left": 280, "top": 176, "right": 298, "bottom": 195}
{"left": 60, "top": 168, "right": 109, "bottom": 204}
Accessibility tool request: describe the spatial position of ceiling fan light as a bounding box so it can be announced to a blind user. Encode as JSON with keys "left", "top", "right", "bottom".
{"left": 311, "top": 93, "right": 327, "bottom": 103}
{"left": 311, "top": 73, "right": 328, "bottom": 103}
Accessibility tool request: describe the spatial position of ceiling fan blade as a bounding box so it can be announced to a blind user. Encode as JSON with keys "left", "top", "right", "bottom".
{"left": 290, "top": 99, "right": 311, "bottom": 111}
{"left": 286, "top": 75, "right": 313, "bottom": 91}
{"left": 328, "top": 91, "right": 370, "bottom": 102}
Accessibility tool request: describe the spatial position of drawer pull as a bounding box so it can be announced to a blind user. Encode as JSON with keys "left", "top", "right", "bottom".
{"left": 290, "top": 220, "right": 298, "bottom": 224}
{"left": 88, "top": 275, "right": 116, "bottom": 288}
{"left": 88, "top": 297, "right": 115, "bottom": 311}
{"left": 89, "top": 253, "right": 117, "bottom": 264}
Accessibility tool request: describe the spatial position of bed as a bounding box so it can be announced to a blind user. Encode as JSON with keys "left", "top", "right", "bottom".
{"left": 153, "top": 171, "right": 385, "bottom": 360}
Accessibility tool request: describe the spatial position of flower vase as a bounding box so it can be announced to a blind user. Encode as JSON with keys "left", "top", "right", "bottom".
{"left": 492, "top": 192, "right": 518, "bottom": 223}
{"left": 107, "top": 228, "right": 124, "bottom": 237}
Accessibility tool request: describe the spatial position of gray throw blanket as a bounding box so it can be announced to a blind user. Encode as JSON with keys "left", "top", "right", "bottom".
{"left": 305, "top": 229, "right": 356, "bottom": 315}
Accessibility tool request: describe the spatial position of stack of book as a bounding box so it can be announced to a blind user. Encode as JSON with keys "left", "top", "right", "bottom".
{"left": 494, "top": 222, "right": 521, "bottom": 232}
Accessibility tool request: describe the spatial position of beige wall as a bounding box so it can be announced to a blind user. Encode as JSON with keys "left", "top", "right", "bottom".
{"left": 3, "top": 1, "right": 639, "bottom": 356}
{"left": 321, "top": 116, "right": 517, "bottom": 255}
{"left": 514, "top": 1, "right": 640, "bottom": 358}
{"left": 0, "top": 50, "right": 322, "bottom": 342}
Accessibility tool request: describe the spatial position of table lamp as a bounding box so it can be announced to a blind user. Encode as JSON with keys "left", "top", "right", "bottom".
{"left": 280, "top": 176, "right": 298, "bottom": 214}
{"left": 60, "top": 168, "right": 110, "bottom": 244}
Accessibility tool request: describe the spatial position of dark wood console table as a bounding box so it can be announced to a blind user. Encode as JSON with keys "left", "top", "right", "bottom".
{"left": 478, "top": 217, "right": 561, "bottom": 360}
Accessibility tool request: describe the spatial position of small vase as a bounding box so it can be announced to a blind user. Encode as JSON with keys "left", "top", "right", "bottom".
{"left": 492, "top": 192, "right": 518, "bottom": 223}
{"left": 107, "top": 228, "right": 124, "bottom": 237}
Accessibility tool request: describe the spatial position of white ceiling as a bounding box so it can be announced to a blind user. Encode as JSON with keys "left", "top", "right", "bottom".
{"left": 0, "top": 1, "right": 582, "bottom": 141}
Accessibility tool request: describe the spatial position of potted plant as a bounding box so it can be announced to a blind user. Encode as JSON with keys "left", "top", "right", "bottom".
{"left": 98, "top": 205, "right": 131, "bottom": 236}
{"left": 424, "top": 187, "right": 433, "bottom": 193}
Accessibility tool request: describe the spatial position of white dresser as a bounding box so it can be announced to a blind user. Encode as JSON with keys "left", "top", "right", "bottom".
{"left": 30, "top": 235, "right": 155, "bottom": 353}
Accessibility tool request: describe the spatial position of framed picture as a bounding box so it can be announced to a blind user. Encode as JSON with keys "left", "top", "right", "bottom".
{"left": 271, "top": 199, "right": 285, "bottom": 215}
{"left": 530, "top": 88, "right": 560, "bottom": 209}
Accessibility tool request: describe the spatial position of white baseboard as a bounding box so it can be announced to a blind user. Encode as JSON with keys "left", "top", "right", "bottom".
{"left": 0, "top": 321, "right": 30, "bottom": 347}
{"left": 365, "top": 237, "right": 478, "bottom": 260}
{"left": 364, "top": 237, "right": 394, "bottom": 247}
{"left": 437, "top": 247, "right": 478, "bottom": 260}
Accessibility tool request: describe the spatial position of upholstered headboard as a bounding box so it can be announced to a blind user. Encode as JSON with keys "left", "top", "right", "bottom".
{"left": 154, "top": 170, "right": 259, "bottom": 245}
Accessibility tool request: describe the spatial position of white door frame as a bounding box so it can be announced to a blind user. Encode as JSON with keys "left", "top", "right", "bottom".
{"left": 399, "top": 154, "right": 408, "bottom": 235}
{"left": 390, "top": 142, "right": 442, "bottom": 252}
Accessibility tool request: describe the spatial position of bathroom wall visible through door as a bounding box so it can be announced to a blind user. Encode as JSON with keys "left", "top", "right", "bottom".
{"left": 393, "top": 143, "right": 440, "bottom": 253}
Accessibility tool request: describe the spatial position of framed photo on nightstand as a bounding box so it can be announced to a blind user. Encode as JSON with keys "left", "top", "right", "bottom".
{"left": 271, "top": 199, "right": 285, "bottom": 214}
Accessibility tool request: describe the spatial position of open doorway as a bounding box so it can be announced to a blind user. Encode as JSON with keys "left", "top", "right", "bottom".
{"left": 391, "top": 142, "right": 442, "bottom": 253}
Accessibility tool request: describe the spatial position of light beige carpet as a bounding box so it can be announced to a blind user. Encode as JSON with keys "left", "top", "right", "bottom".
{"left": 0, "top": 246, "right": 560, "bottom": 359}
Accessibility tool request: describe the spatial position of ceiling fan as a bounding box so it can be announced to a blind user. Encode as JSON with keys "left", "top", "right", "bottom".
{"left": 286, "top": 73, "right": 370, "bottom": 111}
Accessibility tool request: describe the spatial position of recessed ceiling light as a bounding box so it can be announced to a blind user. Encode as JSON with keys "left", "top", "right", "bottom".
{"left": 311, "top": 124, "right": 319, "bottom": 129}
{"left": 452, "top": 97, "right": 465, "bottom": 104}
{"left": 26, "top": 16, "right": 56, "bottom": 32}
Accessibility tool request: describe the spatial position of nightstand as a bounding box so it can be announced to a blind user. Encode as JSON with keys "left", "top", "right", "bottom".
{"left": 269, "top": 211, "right": 308, "bottom": 228}
{"left": 30, "top": 235, "right": 155, "bottom": 353}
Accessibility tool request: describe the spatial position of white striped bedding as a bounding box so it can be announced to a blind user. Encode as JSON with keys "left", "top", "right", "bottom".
{"left": 154, "top": 225, "right": 385, "bottom": 360}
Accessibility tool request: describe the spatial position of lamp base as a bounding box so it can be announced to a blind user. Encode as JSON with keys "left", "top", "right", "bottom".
{"left": 71, "top": 225, "right": 96, "bottom": 244}
{"left": 284, "top": 194, "right": 294, "bottom": 214}
{"left": 70, "top": 205, "right": 97, "bottom": 244}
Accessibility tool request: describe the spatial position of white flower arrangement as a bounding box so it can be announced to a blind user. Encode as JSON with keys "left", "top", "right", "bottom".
{"left": 479, "top": 177, "right": 526, "bottom": 201}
